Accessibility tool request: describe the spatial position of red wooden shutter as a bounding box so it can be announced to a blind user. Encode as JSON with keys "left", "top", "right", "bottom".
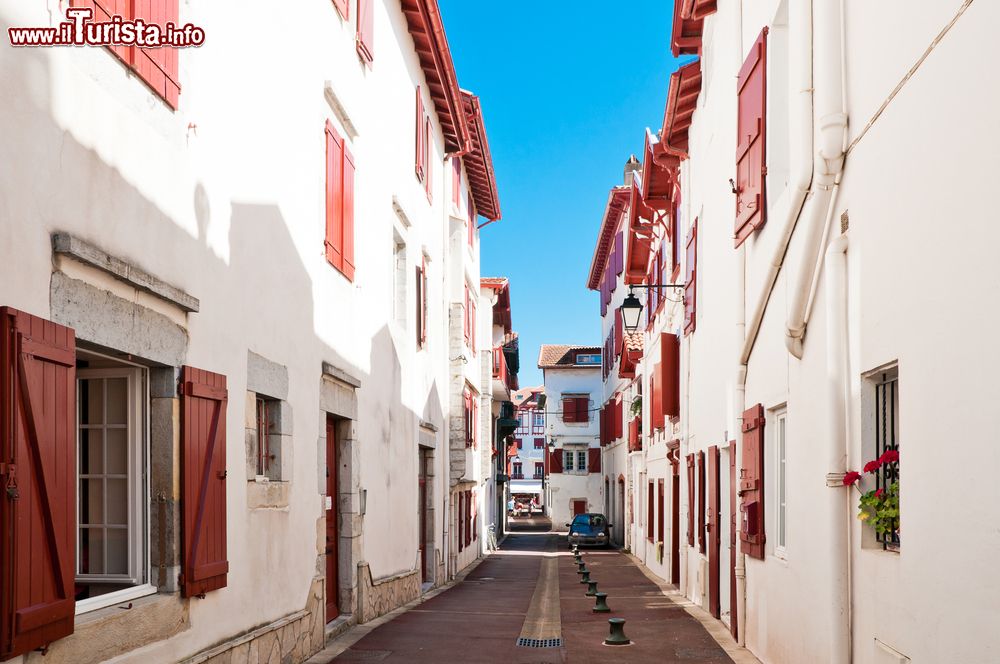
{"left": 657, "top": 479, "right": 665, "bottom": 542}
{"left": 464, "top": 490, "right": 472, "bottom": 546}
{"left": 575, "top": 397, "right": 590, "bottom": 423}
{"left": 470, "top": 299, "right": 476, "bottom": 353}
{"left": 463, "top": 391, "right": 473, "bottom": 448}
{"left": 132, "top": 0, "right": 181, "bottom": 108}
{"left": 660, "top": 333, "right": 680, "bottom": 419}
{"left": 561, "top": 397, "right": 575, "bottom": 423}
{"left": 588, "top": 448, "right": 601, "bottom": 473}
{"left": 548, "top": 448, "right": 563, "bottom": 474}
{"left": 615, "top": 231, "right": 625, "bottom": 276}
{"left": 356, "top": 0, "right": 374, "bottom": 65}
{"left": 415, "top": 87, "right": 425, "bottom": 181}
{"left": 686, "top": 454, "right": 695, "bottom": 546}
{"left": 472, "top": 396, "right": 479, "bottom": 449}
{"left": 416, "top": 257, "right": 428, "bottom": 346}
{"left": 599, "top": 406, "right": 607, "bottom": 446}
{"left": 697, "top": 451, "right": 706, "bottom": 554}
{"left": 646, "top": 482, "right": 654, "bottom": 540}
{"left": 325, "top": 121, "right": 345, "bottom": 272}
{"left": 613, "top": 395, "right": 623, "bottom": 439}
{"left": 0, "top": 308, "right": 76, "bottom": 660}
{"left": 651, "top": 362, "right": 664, "bottom": 430}
{"left": 342, "top": 145, "right": 356, "bottom": 281}
{"left": 333, "top": 0, "right": 349, "bottom": 19}
{"left": 452, "top": 157, "right": 462, "bottom": 207}
{"left": 69, "top": 0, "right": 129, "bottom": 61}
{"left": 707, "top": 445, "right": 721, "bottom": 618}
{"left": 424, "top": 118, "right": 433, "bottom": 202}
{"left": 458, "top": 493, "right": 464, "bottom": 551}
{"left": 180, "top": 366, "right": 229, "bottom": 598}
{"left": 734, "top": 27, "right": 768, "bottom": 247}
{"left": 684, "top": 220, "right": 698, "bottom": 335}
{"left": 628, "top": 418, "right": 639, "bottom": 450}
{"left": 740, "top": 404, "right": 766, "bottom": 559}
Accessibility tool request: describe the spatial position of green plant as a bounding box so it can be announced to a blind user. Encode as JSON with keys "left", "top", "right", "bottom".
{"left": 844, "top": 449, "right": 900, "bottom": 537}
{"left": 630, "top": 395, "right": 642, "bottom": 419}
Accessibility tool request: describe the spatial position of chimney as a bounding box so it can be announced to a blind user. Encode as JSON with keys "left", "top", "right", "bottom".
{"left": 623, "top": 154, "right": 641, "bottom": 187}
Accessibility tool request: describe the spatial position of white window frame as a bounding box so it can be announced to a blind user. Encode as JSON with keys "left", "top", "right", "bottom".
{"left": 75, "top": 361, "right": 155, "bottom": 615}
{"left": 774, "top": 408, "right": 788, "bottom": 559}
{"left": 563, "top": 449, "right": 574, "bottom": 472}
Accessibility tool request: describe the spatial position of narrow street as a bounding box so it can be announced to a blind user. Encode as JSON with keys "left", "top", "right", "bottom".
{"left": 315, "top": 518, "right": 740, "bottom": 664}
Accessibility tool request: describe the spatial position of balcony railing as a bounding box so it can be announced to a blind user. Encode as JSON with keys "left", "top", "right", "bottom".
{"left": 511, "top": 472, "right": 525, "bottom": 480}
{"left": 532, "top": 473, "right": 544, "bottom": 480}
{"left": 492, "top": 346, "right": 518, "bottom": 392}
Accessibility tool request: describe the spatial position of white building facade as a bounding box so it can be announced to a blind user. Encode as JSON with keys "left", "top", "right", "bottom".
{"left": 0, "top": 0, "right": 501, "bottom": 662}
{"left": 509, "top": 387, "right": 545, "bottom": 510}
{"left": 539, "top": 346, "right": 603, "bottom": 528}
{"left": 595, "top": 1, "right": 1000, "bottom": 663}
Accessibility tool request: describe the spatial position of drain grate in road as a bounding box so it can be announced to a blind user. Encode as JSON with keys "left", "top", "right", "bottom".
{"left": 516, "top": 637, "right": 562, "bottom": 648}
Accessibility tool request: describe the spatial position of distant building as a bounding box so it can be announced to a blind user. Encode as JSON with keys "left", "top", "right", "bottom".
{"left": 538, "top": 345, "right": 603, "bottom": 527}
{"left": 509, "top": 387, "right": 546, "bottom": 511}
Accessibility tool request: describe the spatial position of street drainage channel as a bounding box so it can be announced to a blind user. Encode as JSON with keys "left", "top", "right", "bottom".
{"left": 515, "top": 556, "right": 563, "bottom": 648}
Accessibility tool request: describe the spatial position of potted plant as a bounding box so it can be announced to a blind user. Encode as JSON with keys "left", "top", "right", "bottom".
{"left": 843, "top": 449, "right": 900, "bottom": 540}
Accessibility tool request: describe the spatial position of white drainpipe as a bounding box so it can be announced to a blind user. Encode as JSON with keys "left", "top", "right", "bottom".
{"left": 825, "top": 231, "right": 851, "bottom": 664}
{"left": 784, "top": 0, "right": 848, "bottom": 359}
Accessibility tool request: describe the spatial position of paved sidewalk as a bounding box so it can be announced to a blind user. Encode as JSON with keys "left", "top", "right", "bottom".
{"left": 314, "top": 529, "right": 742, "bottom": 663}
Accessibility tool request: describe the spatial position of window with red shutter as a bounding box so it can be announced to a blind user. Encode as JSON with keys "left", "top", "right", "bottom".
{"left": 424, "top": 117, "right": 433, "bottom": 203}
{"left": 356, "top": 0, "right": 374, "bottom": 65}
{"left": 325, "top": 121, "right": 355, "bottom": 281}
{"left": 740, "top": 404, "right": 766, "bottom": 559}
{"left": 69, "top": 1, "right": 180, "bottom": 108}
{"left": 734, "top": 28, "right": 768, "bottom": 247}
{"left": 472, "top": 396, "right": 479, "bottom": 449}
{"left": 333, "top": 0, "right": 349, "bottom": 19}
{"left": 651, "top": 361, "right": 664, "bottom": 430}
{"left": 599, "top": 405, "right": 607, "bottom": 446}
{"left": 670, "top": 200, "right": 681, "bottom": 276}
{"left": 574, "top": 397, "right": 589, "bottom": 423}
{"left": 647, "top": 482, "right": 654, "bottom": 540}
{"left": 628, "top": 418, "right": 639, "bottom": 451}
{"left": 613, "top": 394, "right": 623, "bottom": 440}
{"left": 686, "top": 454, "right": 695, "bottom": 546}
{"left": 684, "top": 219, "right": 698, "bottom": 335}
{"left": 180, "top": 366, "right": 229, "bottom": 598}
{"left": 464, "top": 490, "right": 472, "bottom": 546}
{"left": 660, "top": 333, "right": 680, "bottom": 420}
{"left": 458, "top": 492, "right": 464, "bottom": 551}
{"left": 658, "top": 479, "right": 665, "bottom": 543}
{"left": 0, "top": 308, "right": 77, "bottom": 660}
{"left": 588, "top": 448, "right": 601, "bottom": 474}
{"left": 548, "top": 447, "right": 563, "bottom": 474}
{"left": 615, "top": 230, "right": 624, "bottom": 276}
{"left": 562, "top": 397, "right": 576, "bottom": 424}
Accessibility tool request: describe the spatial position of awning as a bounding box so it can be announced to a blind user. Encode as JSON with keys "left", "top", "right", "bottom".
{"left": 510, "top": 481, "right": 542, "bottom": 495}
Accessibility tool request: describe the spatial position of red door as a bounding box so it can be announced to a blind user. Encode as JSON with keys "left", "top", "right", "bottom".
{"left": 572, "top": 500, "right": 587, "bottom": 516}
{"left": 707, "top": 445, "right": 721, "bottom": 618}
{"left": 418, "top": 452, "right": 428, "bottom": 583}
{"left": 729, "top": 440, "right": 738, "bottom": 639}
{"left": 325, "top": 416, "right": 339, "bottom": 622}
{"left": 671, "top": 459, "right": 680, "bottom": 585}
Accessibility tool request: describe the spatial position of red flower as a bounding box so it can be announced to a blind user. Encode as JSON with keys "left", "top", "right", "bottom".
{"left": 879, "top": 449, "right": 899, "bottom": 464}
{"left": 874, "top": 488, "right": 884, "bottom": 499}
{"left": 863, "top": 459, "right": 882, "bottom": 474}
{"left": 843, "top": 471, "right": 861, "bottom": 486}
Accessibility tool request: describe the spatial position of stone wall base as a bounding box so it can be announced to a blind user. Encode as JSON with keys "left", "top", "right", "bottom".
{"left": 357, "top": 563, "right": 421, "bottom": 624}
{"left": 183, "top": 577, "right": 325, "bottom": 664}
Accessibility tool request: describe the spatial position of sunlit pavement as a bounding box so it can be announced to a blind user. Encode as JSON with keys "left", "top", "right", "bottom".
{"left": 318, "top": 518, "right": 736, "bottom": 663}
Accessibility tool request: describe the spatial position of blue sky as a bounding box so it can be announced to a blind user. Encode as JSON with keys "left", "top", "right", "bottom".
{"left": 439, "top": 1, "right": 687, "bottom": 387}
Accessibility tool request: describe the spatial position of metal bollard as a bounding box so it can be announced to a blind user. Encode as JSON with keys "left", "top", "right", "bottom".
{"left": 604, "top": 618, "right": 630, "bottom": 646}
{"left": 586, "top": 580, "right": 598, "bottom": 597}
{"left": 576, "top": 560, "right": 586, "bottom": 572}
{"left": 579, "top": 569, "right": 591, "bottom": 584}
{"left": 593, "top": 592, "right": 610, "bottom": 613}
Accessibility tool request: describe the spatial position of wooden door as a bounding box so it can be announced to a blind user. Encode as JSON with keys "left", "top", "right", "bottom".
{"left": 572, "top": 500, "right": 587, "bottom": 516}
{"left": 671, "top": 460, "right": 680, "bottom": 585}
{"left": 325, "top": 416, "right": 339, "bottom": 622}
{"left": 418, "top": 451, "right": 428, "bottom": 582}
{"left": 707, "top": 446, "right": 721, "bottom": 618}
{"left": 729, "top": 440, "right": 738, "bottom": 639}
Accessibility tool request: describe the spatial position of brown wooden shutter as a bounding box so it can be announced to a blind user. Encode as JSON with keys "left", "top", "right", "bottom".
{"left": 180, "top": 366, "right": 229, "bottom": 598}
{"left": 0, "top": 308, "right": 76, "bottom": 660}
{"left": 588, "top": 448, "right": 601, "bottom": 473}
{"left": 356, "top": 0, "right": 374, "bottom": 64}
{"left": 707, "top": 445, "right": 721, "bottom": 618}
{"left": 548, "top": 448, "right": 563, "bottom": 474}
{"left": 740, "top": 404, "right": 766, "bottom": 559}
{"left": 686, "top": 454, "right": 695, "bottom": 546}
{"left": 684, "top": 220, "right": 698, "bottom": 335}
{"left": 734, "top": 27, "right": 768, "bottom": 247}
{"left": 660, "top": 333, "right": 680, "bottom": 419}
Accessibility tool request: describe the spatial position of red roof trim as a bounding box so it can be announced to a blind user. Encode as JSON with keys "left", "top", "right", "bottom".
{"left": 462, "top": 91, "right": 501, "bottom": 221}
{"left": 401, "top": 0, "right": 472, "bottom": 156}
{"left": 482, "top": 277, "right": 511, "bottom": 333}
{"left": 658, "top": 61, "right": 703, "bottom": 159}
{"left": 586, "top": 187, "right": 630, "bottom": 291}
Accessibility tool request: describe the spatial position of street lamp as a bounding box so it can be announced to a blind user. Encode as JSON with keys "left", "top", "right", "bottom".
{"left": 618, "top": 285, "right": 686, "bottom": 333}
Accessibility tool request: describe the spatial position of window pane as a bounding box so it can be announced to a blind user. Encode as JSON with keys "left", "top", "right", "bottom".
{"left": 106, "top": 479, "right": 128, "bottom": 526}
{"left": 105, "top": 528, "right": 128, "bottom": 575}
{"left": 80, "top": 429, "right": 104, "bottom": 475}
{"left": 81, "top": 378, "right": 104, "bottom": 425}
{"left": 106, "top": 428, "right": 128, "bottom": 476}
{"left": 106, "top": 378, "right": 128, "bottom": 425}
{"left": 80, "top": 527, "right": 105, "bottom": 575}
{"left": 81, "top": 478, "right": 104, "bottom": 525}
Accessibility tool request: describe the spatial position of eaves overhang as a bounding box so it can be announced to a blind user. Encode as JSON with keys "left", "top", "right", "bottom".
{"left": 586, "top": 186, "right": 631, "bottom": 291}
{"left": 462, "top": 90, "right": 501, "bottom": 221}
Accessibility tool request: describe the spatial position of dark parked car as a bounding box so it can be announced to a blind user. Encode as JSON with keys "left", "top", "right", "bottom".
{"left": 566, "top": 513, "right": 611, "bottom": 548}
